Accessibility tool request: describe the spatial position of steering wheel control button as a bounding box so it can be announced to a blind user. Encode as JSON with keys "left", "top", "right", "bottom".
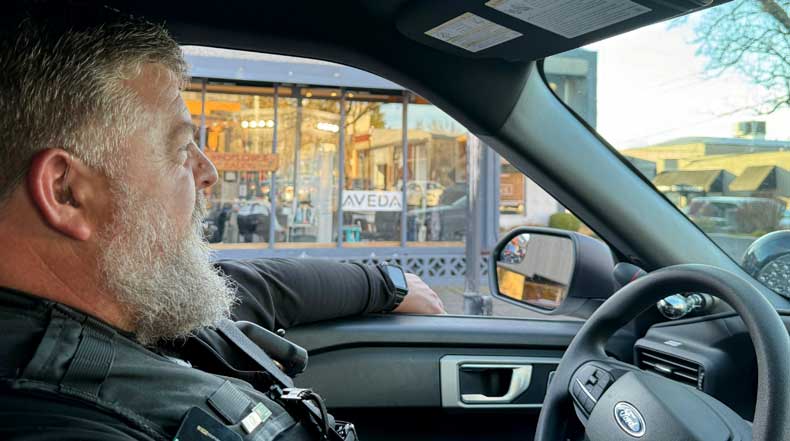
{"left": 613, "top": 402, "right": 646, "bottom": 438}
{"left": 572, "top": 381, "right": 583, "bottom": 400}
{"left": 582, "top": 396, "right": 594, "bottom": 414}
{"left": 591, "top": 383, "right": 604, "bottom": 398}
{"left": 572, "top": 378, "right": 599, "bottom": 415}
{"left": 571, "top": 364, "right": 617, "bottom": 416}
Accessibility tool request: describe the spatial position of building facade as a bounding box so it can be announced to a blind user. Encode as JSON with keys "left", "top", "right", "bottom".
{"left": 181, "top": 46, "right": 597, "bottom": 281}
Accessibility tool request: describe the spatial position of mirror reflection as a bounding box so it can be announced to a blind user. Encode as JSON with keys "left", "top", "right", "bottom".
{"left": 496, "top": 233, "right": 575, "bottom": 310}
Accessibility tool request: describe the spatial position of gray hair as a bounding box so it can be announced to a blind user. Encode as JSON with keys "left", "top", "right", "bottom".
{"left": 0, "top": 15, "right": 187, "bottom": 203}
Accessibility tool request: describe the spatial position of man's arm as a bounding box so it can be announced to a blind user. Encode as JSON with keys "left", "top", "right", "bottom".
{"left": 216, "top": 258, "right": 444, "bottom": 331}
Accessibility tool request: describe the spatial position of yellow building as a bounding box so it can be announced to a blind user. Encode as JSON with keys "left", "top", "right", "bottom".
{"left": 626, "top": 135, "right": 790, "bottom": 206}
{"left": 679, "top": 151, "right": 790, "bottom": 176}
{"left": 623, "top": 136, "right": 790, "bottom": 174}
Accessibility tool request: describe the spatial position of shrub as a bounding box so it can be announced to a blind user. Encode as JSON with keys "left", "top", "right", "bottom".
{"left": 549, "top": 212, "right": 581, "bottom": 232}
{"left": 734, "top": 200, "right": 784, "bottom": 235}
{"left": 693, "top": 217, "right": 720, "bottom": 234}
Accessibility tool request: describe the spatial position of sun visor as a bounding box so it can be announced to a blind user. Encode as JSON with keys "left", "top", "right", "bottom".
{"left": 396, "top": 0, "right": 719, "bottom": 61}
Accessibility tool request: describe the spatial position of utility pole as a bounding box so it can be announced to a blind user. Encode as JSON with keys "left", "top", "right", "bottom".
{"left": 464, "top": 135, "right": 493, "bottom": 316}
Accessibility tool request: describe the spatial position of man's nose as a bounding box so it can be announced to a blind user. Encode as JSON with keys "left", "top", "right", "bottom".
{"left": 193, "top": 146, "right": 218, "bottom": 189}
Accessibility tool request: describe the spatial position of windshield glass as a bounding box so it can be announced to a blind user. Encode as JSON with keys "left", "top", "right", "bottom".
{"left": 545, "top": 0, "right": 790, "bottom": 273}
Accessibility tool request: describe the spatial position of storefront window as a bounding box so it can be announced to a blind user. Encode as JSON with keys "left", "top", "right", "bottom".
{"left": 183, "top": 85, "right": 277, "bottom": 245}
{"left": 277, "top": 88, "right": 339, "bottom": 244}
{"left": 185, "top": 78, "right": 477, "bottom": 249}
{"left": 406, "top": 100, "right": 468, "bottom": 243}
{"left": 342, "top": 92, "right": 404, "bottom": 245}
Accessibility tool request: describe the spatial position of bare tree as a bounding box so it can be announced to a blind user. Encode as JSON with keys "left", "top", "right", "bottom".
{"left": 344, "top": 101, "right": 385, "bottom": 129}
{"left": 690, "top": 0, "right": 790, "bottom": 113}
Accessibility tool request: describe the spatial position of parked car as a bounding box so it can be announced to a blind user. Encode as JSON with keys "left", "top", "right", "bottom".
{"left": 778, "top": 209, "right": 790, "bottom": 230}
{"left": 686, "top": 196, "right": 785, "bottom": 235}
{"left": 407, "top": 195, "right": 467, "bottom": 241}
{"left": 402, "top": 180, "right": 444, "bottom": 207}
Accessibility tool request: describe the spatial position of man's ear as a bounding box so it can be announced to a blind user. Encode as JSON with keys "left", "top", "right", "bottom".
{"left": 27, "top": 149, "right": 101, "bottom": 241}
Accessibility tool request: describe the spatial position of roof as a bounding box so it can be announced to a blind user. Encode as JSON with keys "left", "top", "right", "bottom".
{"left": 729, "top": 165, "right": 776, "bottom": 192}
{"left": 652, "top": 169, "right": 725, "bottom": 192}
{"left": 366, "top": 128, "right": 461, "bottom": 149}
{"left": 623, "top": 155, "right": 655, "bottom": 166}
{"left": 649, "top": 136, "right": 790, "bottom": 149}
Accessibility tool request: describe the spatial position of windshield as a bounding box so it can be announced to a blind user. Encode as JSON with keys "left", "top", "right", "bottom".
{"left": 545, "top": 0, "right": 790, "bottom": 273}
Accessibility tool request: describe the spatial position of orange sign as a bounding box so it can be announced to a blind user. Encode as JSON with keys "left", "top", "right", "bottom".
{"left": 500, "top": 172, "right": 525, "bottom": 202}
{"left": 205, "top": 152, "right": 279, "bottom": 172}
{"left": 184, "top": 99, "right": 242, "bottom": 116}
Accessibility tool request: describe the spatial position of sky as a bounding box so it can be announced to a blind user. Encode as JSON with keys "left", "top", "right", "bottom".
{"left": 586, "top": 13, "right": 790, "bottom": 149}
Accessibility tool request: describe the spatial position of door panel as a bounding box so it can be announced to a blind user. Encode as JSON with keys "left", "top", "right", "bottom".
{"left": 286, "top": 314, "right": 609, "bottom": 440}
{"left": 287, "top": 314, "right": 587, "bottom": 353}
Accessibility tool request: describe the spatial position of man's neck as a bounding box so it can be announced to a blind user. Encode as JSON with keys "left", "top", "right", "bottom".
{"left": 0, "top": 232, "right": 132, "bottom": 332}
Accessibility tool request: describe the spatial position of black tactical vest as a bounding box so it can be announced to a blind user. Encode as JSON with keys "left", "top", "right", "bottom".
{"left": 0, "top": 291, "right": 320, "bottom": 441}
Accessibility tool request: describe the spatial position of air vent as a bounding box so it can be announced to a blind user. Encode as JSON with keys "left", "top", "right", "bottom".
{"left": 636, "top": 347, "right": 704, "bottom": 390}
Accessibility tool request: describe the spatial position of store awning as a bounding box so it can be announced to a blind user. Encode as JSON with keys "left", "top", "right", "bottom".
{"left": 182, "top": 46, "right": 403, "bottom": 90}
{"left": 652, "top": 169, "right": 728, "bottom": 193}
{"left": 361, "top": 129, "right": 459, "bottom": 149}
{"left": 729, "top": 165, "right": 777, "bottom": 192}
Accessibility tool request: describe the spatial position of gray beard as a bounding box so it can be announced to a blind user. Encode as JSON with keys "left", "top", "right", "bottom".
{"left": 99, "top": 184, "right": 238, "bottom": 346}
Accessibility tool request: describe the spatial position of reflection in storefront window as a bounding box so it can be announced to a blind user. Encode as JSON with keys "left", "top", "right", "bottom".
{"left": 343, "top": 94, "right": 404, "bottom": 245}
{"left": 184, "top": 81, "right": 477, "bottom": 249}
{"left": 405, "top": 102, "right": 468, "bottom": 243}
{"left": 183, "top": 85, "right": 342, "bottom": 246}
{"left": 282, "top": 88, "right": 339, "bottom": 244}
{"left": 185, "top": 85, "right": 277, "bottom": 245}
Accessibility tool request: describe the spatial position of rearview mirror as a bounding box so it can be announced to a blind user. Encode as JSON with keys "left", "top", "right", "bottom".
{"left": 489, "top": 227, "right": 616, "bottom": 315}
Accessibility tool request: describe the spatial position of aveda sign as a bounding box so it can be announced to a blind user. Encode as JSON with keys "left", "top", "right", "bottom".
{"left": 342, "top": 191, "right": 403, "bottom": 212}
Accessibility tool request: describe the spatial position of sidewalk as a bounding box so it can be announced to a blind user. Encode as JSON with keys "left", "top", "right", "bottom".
{"left": 433, "top": 284, "right": 582, "bottom": 320}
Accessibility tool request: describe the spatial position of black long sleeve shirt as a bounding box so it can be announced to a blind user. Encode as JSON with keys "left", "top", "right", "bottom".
{"left": 0, "top": 258, "right": 397, "bottom": 440}
{"left": 218, "top": 258, "right": 397, "bottom": 330}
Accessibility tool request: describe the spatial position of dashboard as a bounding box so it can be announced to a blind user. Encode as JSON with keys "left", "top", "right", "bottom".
{"left": 632, "top": 309, "right": 788, "bottom": 421}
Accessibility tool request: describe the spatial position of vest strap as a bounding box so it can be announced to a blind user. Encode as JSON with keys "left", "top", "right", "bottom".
{"left": 60, "top": 316, "right": 116, "bottom": 397}
{"left": 208, "top": 380, "right": 254, "bottom": 425}
{"left": 216, "top": 319, "right": 294, "bottom": 389}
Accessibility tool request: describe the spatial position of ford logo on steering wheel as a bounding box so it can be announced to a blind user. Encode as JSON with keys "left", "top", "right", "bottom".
{"left": 614, "top": 402, "right": 646, "bottom": 437}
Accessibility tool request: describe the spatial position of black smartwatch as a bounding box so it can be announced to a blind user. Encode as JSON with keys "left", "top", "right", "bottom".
{"left": 378, "top": 263, "right": 409, "bottom": 310}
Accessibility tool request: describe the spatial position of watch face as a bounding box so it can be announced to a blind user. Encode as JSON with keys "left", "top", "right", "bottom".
{"left": 385, "top": 265, "right": 408, "bottom": 291}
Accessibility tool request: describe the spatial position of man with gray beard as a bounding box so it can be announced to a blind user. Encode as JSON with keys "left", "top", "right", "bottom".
{"left": 0, "top": 8, "right": 444, "bottom": 441}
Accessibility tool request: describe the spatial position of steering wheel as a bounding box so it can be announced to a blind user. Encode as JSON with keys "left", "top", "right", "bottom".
{"left": 534, "top": 264, "right": 790, "bottom": 441}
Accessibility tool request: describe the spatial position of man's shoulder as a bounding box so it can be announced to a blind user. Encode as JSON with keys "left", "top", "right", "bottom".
{"left": 0, "top": 386, "right": 154, "bottom": 441}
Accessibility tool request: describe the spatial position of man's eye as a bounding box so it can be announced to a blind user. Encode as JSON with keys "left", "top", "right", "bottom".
{"left": 180, "top": 141, "right": 195, "bottom": 154}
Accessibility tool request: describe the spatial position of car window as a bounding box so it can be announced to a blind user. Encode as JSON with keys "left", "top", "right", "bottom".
{"left": 545, "top": 0, "right": 790, "bottom": 269}
{"left": 183, "top": 46, "right": 587, "bottom": 319}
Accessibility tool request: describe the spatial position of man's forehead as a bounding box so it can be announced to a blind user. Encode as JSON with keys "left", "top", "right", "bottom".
{"left": 124, "top": 63, "right": 183, "bottom": 113}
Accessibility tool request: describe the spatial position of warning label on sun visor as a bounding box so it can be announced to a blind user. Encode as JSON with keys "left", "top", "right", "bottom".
{"left": 485, "top": 0, "right": 651, "bottom": 39}
{"left": 425, "top": 12, "right": 522, "bottom": 53}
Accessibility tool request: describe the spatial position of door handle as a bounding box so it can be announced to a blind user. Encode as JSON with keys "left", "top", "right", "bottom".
{"left": 440, "top": 356, "right": 560, "bottom": 408}
{"left": 460, "top": 365, "right": 533, "bottom": 404}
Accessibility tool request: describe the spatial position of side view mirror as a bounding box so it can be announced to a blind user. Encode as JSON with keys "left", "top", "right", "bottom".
{"left": 489, "top": 227, "right": 615, "bottom": 315}
{"left": 742, "top": 230, "right": 790, "bottom": 297}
